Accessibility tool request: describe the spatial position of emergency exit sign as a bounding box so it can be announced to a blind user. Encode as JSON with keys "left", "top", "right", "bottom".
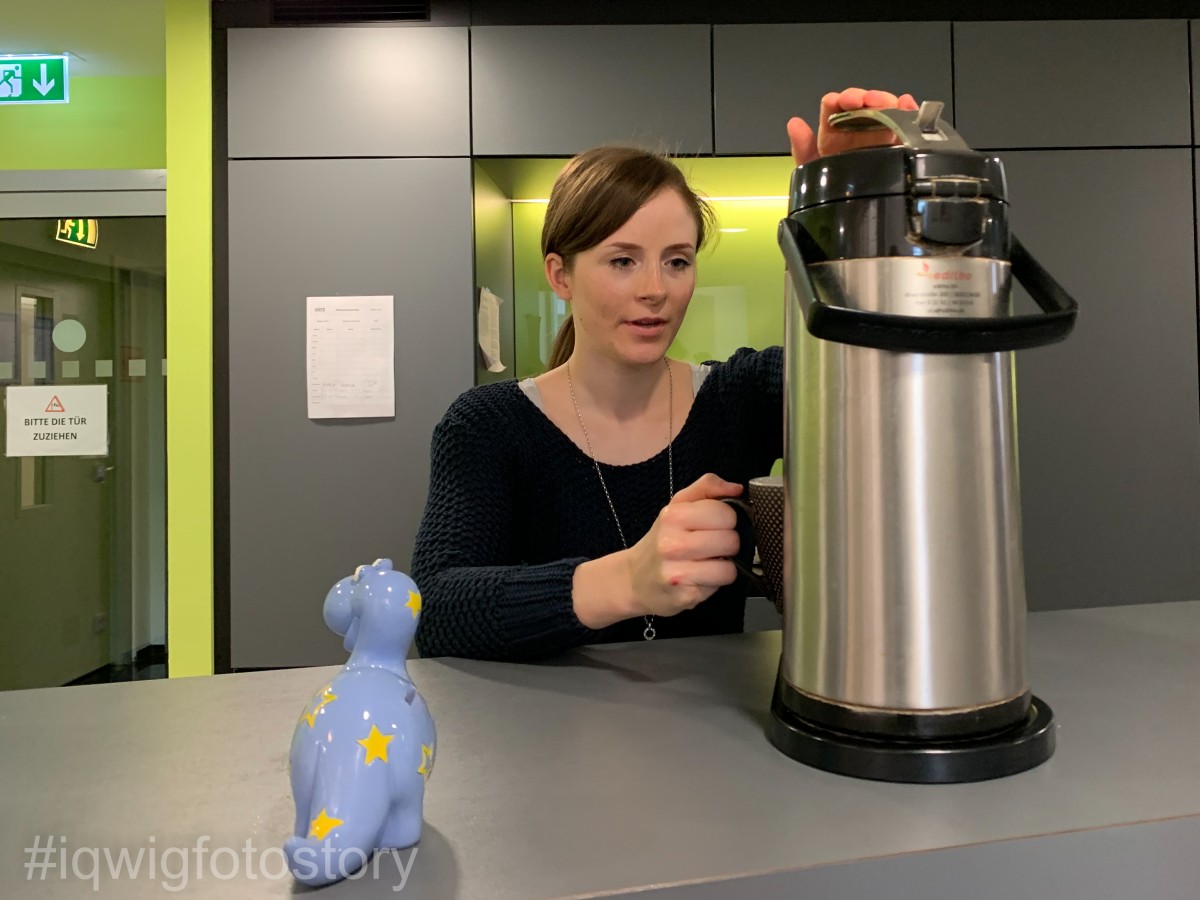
{"left": 0, "top": 54, "right": 69, "bottom": 105}
{"left": 55, "top": 219, "right": 98, "bottom": 249}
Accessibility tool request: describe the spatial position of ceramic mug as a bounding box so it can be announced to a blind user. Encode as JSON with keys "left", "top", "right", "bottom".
{"left": 725, "top": 476, "right": 785, "bottom": 614}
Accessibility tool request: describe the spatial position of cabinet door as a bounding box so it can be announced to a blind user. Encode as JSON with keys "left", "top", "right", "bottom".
{"left": 227, "top": 158, "right": 474, "bottom": 668}
{"left": 227, "top": 27, "right": 470, "bottom": 158}
{"left": 1193, "top": 21, "right": 1200, "bottom": 140}
{"left": 954, "top": 20, "right": 1189, "bottom": 149}
{"left": 1003, "top": 149, "right": 1200, "bottom": 611}
{"left": 714, "top": 23, "right": 952, "bottom": 156}
{"left": 470, "top": 25, "right": 712, "bottom": 156}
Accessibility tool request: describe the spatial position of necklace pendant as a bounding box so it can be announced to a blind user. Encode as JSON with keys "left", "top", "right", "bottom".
{"left": 643, "top": 620, "right": 656, "bottom": 641}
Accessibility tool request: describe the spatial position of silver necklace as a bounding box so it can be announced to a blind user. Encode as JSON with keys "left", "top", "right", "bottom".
{"left": 566, "top": 357, "right": 674, "bottom": 640}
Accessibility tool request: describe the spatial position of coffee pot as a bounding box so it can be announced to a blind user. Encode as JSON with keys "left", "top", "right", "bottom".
{"left": 770, "top": 101, "right": 1078, "bottom": 782}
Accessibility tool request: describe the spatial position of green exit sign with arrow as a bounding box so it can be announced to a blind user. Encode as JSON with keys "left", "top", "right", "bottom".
{"left": 55, "top": 219, "right": 98, "bottom": 250}
{"left": 0, "top": 54, "right": 69, "bottom": 105}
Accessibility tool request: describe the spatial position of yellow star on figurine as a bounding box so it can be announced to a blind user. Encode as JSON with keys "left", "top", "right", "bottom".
{"left": 417, "top": 742, "right": 435, "bottom": 780}
{"left": 308, "top": 808, "right": 344, "bottom": 840}
{"left": 406, "top": 589, "right": 422, "bottom": 618}
{"left": 302, "top": 685, "right": 338, "bottom": 729}
{"left": 357, "top": 724, "right": 394, "bottom": 765}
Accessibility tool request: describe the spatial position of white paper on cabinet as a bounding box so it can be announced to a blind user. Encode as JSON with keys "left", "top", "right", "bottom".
{"left": 306, "top": 295, "right": 395, "bottom": 419}
{"left": 477, "top": 287, "right": 506, "bottom": 373}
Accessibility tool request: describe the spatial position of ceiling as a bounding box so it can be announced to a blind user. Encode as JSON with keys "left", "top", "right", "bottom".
{"left": 2, "top": 0, "right": 164, "bottom": 78}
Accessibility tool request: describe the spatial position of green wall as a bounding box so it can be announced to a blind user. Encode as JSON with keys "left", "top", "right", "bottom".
{"left": 487, "top": 156, "right": 797, "bottom": 378}
{"left": 0, "top": 76, "right": 166, "bottom": 170}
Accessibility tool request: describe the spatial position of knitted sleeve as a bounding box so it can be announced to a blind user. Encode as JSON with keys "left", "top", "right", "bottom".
{"left": 758, "top": 345, "right": 785, "bottom": 463}
{"left": 716, "top": 345, "right": 785, "bottom": 469}
{"left": 410, "top": 400, "right": 600, "bottom": 662}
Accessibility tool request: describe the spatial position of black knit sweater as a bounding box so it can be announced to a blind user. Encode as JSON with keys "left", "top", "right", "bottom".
{"left": 411, "top": 346, "right": 784, "bottom": 661}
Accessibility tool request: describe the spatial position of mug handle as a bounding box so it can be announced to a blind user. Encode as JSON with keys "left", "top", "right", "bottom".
{"left": 722, "top": 498, "right": 776, "bottom": 600}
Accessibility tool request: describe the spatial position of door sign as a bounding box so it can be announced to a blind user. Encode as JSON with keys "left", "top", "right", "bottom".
{"left": 5, "top": 384, "right": 108, "bottom": 457}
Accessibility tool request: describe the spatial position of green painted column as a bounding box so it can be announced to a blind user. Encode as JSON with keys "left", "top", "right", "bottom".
{"left": 165, "top": 0, "right": 213, "bottom": 676}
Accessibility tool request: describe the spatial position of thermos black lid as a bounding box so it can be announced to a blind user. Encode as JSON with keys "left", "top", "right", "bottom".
{"left": 788, "top": 145, "right": 1008, "bottom": 215}
{"left": 778, "top": 102, "right": 1079, "bottom": 354}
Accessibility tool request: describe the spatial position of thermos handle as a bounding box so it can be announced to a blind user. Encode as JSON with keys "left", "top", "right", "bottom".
{"left": 778, "top": 217, "right": 1079, "bottom": 354}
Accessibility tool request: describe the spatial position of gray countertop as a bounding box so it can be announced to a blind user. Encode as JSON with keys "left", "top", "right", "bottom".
{"left": 2, "top": 602, "right": 1199, "bottom": 899}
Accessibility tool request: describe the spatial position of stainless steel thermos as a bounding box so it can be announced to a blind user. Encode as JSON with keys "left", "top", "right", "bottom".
{"left": 771, "top": 102, "right": 1078, "bottom": 782}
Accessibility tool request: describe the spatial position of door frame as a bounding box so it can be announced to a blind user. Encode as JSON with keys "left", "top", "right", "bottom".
{"left": 0, "top": 172, "right": 167, "bottom": 687}
{"left": 0, "top": 170, "right": 166, "bottom": 219}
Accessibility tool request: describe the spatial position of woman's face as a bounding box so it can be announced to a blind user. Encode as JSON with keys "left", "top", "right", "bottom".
{"left": 548, "top": 188, "right": 698, "bottom": 368}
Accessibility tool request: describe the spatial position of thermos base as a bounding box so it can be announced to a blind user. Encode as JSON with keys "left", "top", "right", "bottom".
{"left": 767, "top": 678, "right": 1056, "bottom": 784}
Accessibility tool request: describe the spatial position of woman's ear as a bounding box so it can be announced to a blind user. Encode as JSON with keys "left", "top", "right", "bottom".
{"left": 544, "top": 253, "right": 573, "bottom": 300}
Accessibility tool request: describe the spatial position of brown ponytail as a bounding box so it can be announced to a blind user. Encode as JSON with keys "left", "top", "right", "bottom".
{"left": 540, "top": 146, "right": 715, "bottom": 372}
{"left": 547, "top": 316, "right": 575, "bottom": 370}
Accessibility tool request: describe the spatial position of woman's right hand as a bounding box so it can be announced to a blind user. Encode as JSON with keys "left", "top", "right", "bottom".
{"left": 625, "top": 473, "right": 745, "bottom": 617}
{"left": 572, "top": 473, "right": 745, "bottom": 629}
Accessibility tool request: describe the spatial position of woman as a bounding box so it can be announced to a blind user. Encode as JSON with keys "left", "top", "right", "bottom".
{"left": 412, "top": 89, "right": 918, "bottom": 661}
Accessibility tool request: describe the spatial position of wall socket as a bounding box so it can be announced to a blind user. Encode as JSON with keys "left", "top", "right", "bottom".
{"left": 91, "top": 613, "right": 108, "bottom": 635}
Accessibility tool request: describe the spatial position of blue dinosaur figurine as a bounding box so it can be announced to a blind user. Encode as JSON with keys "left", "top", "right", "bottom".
{"left": 284, "top": 558, "right": 436, "bottom": 887}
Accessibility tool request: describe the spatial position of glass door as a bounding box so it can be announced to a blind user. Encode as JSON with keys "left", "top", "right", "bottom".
{"left": 0, "top": 215, "right": 166, "bottom": 690}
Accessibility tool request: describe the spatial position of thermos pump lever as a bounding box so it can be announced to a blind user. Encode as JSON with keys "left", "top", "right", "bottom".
{"left": 827, "top": 100, "right": 970, "bottom": 151}
{"left": 915, "top": 100, "right": 946, "bottom": 135}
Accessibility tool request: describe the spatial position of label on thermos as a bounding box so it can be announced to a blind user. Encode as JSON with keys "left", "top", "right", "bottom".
{"left": 904, "top": 258, "right": 989, "bottom": 316}
{"left": 814, "top": 257, "right": 1010, "bottom": 317}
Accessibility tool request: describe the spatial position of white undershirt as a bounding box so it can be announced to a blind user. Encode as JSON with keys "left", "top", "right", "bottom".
{"left": 519, "top": 362, "right": 711, "bottom": 412}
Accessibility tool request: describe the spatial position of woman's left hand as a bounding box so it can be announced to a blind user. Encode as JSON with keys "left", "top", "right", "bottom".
{"left": 787, "top": 88, "right": 920, "bottom": 166}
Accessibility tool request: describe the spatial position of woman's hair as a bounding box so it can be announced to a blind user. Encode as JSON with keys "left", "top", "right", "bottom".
{"left": 542, "top": 147, "right": 716, "bottom": 370}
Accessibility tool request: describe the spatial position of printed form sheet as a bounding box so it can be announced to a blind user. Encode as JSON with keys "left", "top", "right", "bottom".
{"left": 306, "top": 295, "right": 395, "bottom": 419}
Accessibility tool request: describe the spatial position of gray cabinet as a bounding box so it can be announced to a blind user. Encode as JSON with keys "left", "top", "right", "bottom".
{"left": 227, "top": 157, "right": 474, "bottom": 668}
{"left": 713, "top": 22, "right": 953, "bottom": 155}
{"left": 954, "top": 20, "right": 1190, "bottom": 149}
{"left": 470, "top": 25, "right": 712, "bottom": 156}
{"left": 227, "top": 27, "right": 470, "bottom": 158}
{"left": 1193, "top": 21, "right": 1200, "bottom": 143}
{"left": 1002, "top": 149, "right": 1200, "bottom": 611}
